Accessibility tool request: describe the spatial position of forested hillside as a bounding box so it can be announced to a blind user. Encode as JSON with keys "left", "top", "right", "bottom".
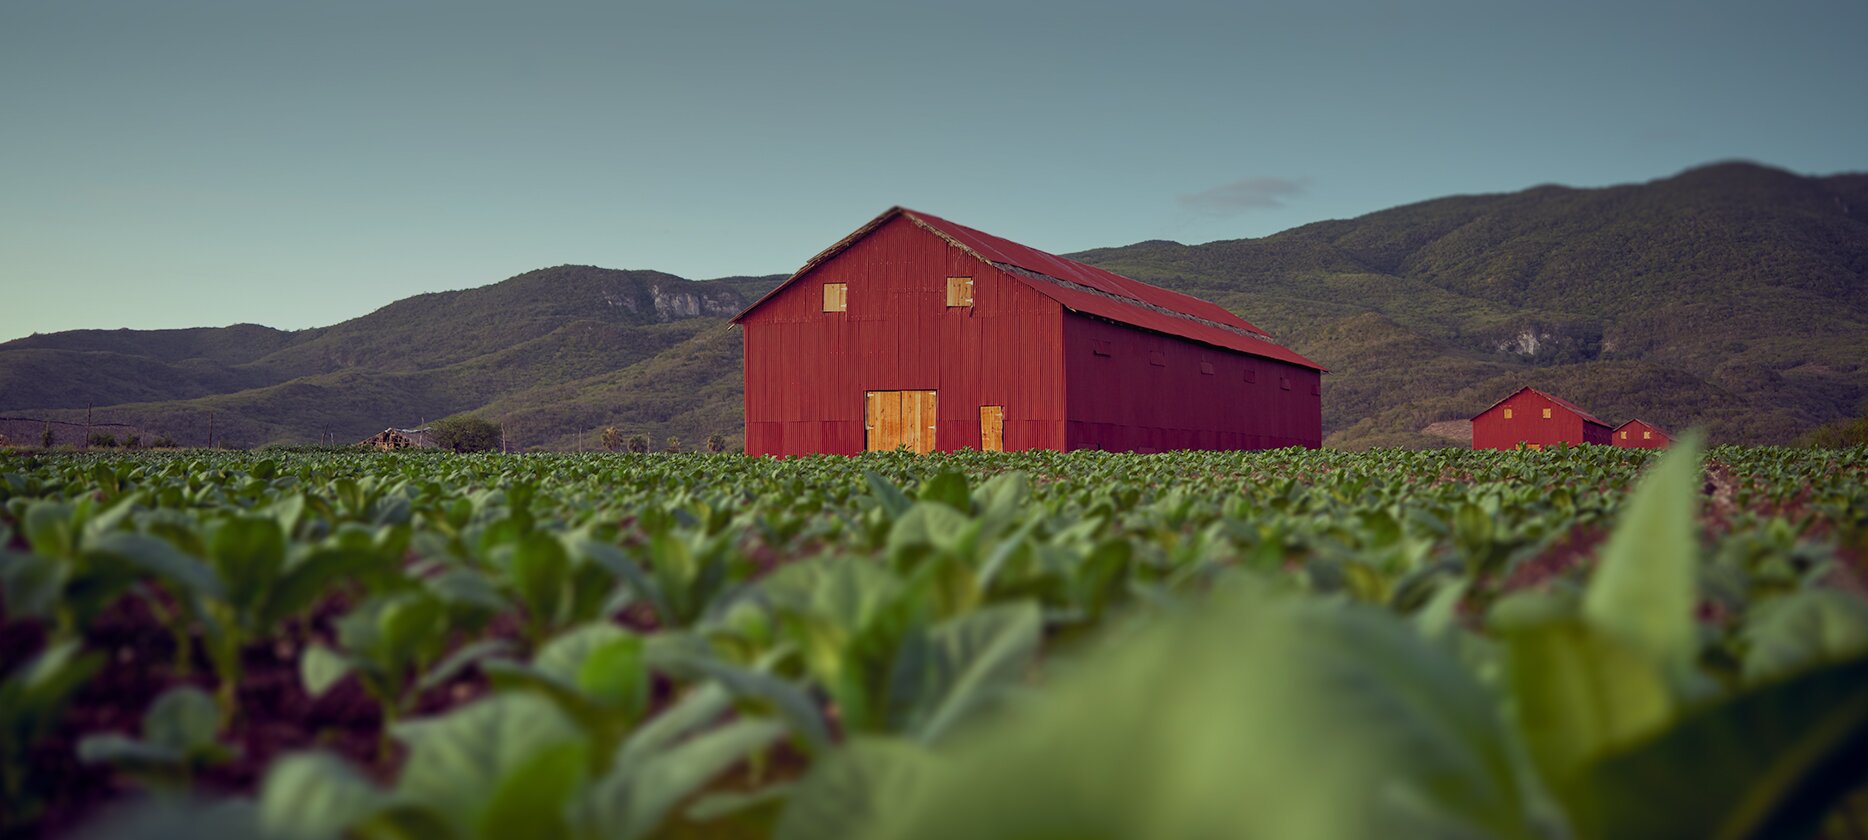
{"left": 3, "top": 161, "right": 1862, "bottom": 449}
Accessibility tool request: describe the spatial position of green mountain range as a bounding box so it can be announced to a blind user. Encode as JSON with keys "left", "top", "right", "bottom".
{"left": 4, "top": 161, "right": 1864, "bottom": 450}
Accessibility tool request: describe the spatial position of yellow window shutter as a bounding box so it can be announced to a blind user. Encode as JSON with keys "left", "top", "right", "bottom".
{"left": 946, "top": 277, "right": 974, "bottom": 307}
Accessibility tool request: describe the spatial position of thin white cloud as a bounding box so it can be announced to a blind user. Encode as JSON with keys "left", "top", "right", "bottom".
{"left": 1178, "top": 177, "right": 1310, "bottom": 216}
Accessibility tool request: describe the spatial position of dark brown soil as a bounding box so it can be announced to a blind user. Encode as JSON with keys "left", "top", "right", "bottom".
{"left": 10, "top": 589, "right": 492, "bottom": 840}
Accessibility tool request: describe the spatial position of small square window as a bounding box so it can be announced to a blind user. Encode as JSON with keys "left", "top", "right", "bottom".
{"left": 1149, "top": 352, "right": 1167, "bottom": 367}
{"left": 1621, "top": 431, "right": 1628, "bottom": 439}
{"left": 1280, "top": 374, "right": 1291, "bottom": 391}
{"left": 946, "top": 276, "right": 974, "bottom": 307}
{"left": 1199, "top": 361, "right": 1215, "bottom": 375}
{"left": 822, "top": 283, "right": 847, "bottom": 313}
{"left": 1091, "top": 340, "right": 1112, "bottom": 357}
{"left": 1643, "top": 431, "right": 1652, "bottom": 440}
{"left": 1542, "top": 408, "right": 1552, "bottom": 419}
{"left": 1504, "top": 407, "right": 1514, "bottom": 419}
{"left": 1243, "top": 368, "right": 1257, "bottom": 384}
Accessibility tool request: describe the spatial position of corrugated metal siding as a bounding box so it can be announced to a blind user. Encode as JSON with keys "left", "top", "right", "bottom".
{"left": 1471, "top": 389, "right": 1612, "bottom": 450}
{"left": 1059, "top": 313, "right": 1322, "bottom": 452}
{"left": 741, "top": 216, "right": 1065, "bottom": 456}
{"left": 901, "top": 209, "right": 1272, "bottom": 337}
{"left": 736, "top": 207, "right": 1323, "bottom": 372}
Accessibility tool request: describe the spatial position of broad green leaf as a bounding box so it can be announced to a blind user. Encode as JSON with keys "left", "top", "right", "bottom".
{"left": 1504, "top": 618, "right": 1675, "bottom": 815}
{"left": 1585, "top": 654, "right": 1868, "bottom": 840}
{"left": 855, "top": 593, "right": 1539, "bottom": 840}
{"left": 22, "top": 501, "right": 75, "bottom": 558}
{"left": 895, "top": 600, "right": 1041, "bottom": 744}
{"left": 614, "top": 683, "right": 735, "bottom": 771}
{"left": 45, "top": 796, "right": 262, "bottom": 840}
{"left": 377, "top": 594, "right": 446, "bottom": 672}
{"left": 864, "top": 471, "right": 913, "bottom": 519}
{"left": 533, "top": 623, "right": 633, "bottom": 685}
{"left": 426, "top": 567, "right": 509, "bottom": 614}
{"left": 259, "top": 752, "right": 388, "bottom": 840}
{"left": 262, "top": 547, "right": 378, "bottom": 626}
{"left": 510, "top": 533, "right": 571, "bottom": 629}
{"left": 1742, "top": 589, "right": 1868, "bottom": 683}
{"left": 576, "top": 637, "right": 647, "bottom": 718}
{"left": 476, "top": 740, "right": 589, "bottom": 840}
{"left": 0, "top": 551, "right": 64, "bottom": 618}
{"left": 393, "top": 693, "right": 584, "bottom": 835}
{"left": 4, "top": 640, "right": 103, "bottom": 739}
{"left": 571, "top": 540, "right": 674, "bottom": 624}
{"left": 1413, "top": 577, "right": 1470, "bottom": 645}
{"left": 84, "top": 531, "right": 224, "bottom": 600}
{"left": 77, "top": 733, "right": 182, "bottom": 770}
{"left": 917, "top": 472, "right": 970, "bottom": 512}
{"left": 597, "top": 717, "right": 788, "bottom": 840}
{"left": 886, "top": 502, "right": 975, "bottom": 556}
{"left": 685, "top": 784, "right": 794, "bottom": 822}
{"left": 142, "top": 686, "right": 222, "bottom": 753}
{"left": 208, "top": 516, "right": 288, "bottom": 615}
{"left": 1583, "top": 433, "right": 1703, "bottom": 682}
{"left": 971, "top": 471, "right": 1030, "bottom": 530}
{"left": 415, "top": 638, "right": 516, "bottom": 696}
{"left": 648, "top": 642, "right": 832, "bottom": 753}
{"left": 775, "top": 738, "right": 931, "bottom": 840}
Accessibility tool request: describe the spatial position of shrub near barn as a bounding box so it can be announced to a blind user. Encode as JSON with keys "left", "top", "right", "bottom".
{"left": 428, "top": 414, "right": 502, "bottom": 452}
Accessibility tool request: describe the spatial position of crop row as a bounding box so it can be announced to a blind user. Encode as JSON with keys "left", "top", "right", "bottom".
{"left": 2, "top": 443, "right": 1867, "bottom": 838}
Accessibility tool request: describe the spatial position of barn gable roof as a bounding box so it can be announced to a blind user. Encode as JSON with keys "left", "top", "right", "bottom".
{"left": 1474, "top": 386, "right": 1610, "bottom": 428}
{"left": 731, "top": 207, "right": 1325, "bottom": 371}
{"left": 1614, "top": 418, "right": 1671, "bottom": 436}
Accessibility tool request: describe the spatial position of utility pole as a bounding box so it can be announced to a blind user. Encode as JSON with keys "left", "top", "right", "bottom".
{"left": 84, "top": 405, "right": 92, "bottom": 449}
{"left": 208, "top": 412, "right": 215, "bottom": 449}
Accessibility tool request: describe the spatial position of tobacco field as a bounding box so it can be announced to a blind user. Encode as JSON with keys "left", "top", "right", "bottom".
{"left": 3, "top": 441, "right": 1868, "bottom": 839}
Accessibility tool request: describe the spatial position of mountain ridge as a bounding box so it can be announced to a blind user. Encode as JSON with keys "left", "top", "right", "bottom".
{"left": 5, "top": 161, "right": 1864, "bottom": 449}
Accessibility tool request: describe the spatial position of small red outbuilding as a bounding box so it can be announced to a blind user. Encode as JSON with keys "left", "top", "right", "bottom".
{"left": 1471, "top": 387, "right": 1612, "bottom": 450}
{"left": 1612, "top": 419, "right": 1671, "bottom": 449}
{"left": 733, "top": 207, "right": 1325, "bottom": 456}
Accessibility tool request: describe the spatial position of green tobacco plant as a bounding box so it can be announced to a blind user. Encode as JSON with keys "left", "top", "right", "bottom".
{"left": 302, "top": 591, "right": 510, "bottom": 750}
{"left": 745, "top": 556, "right": 1041, "bottom": 743}
{"left": 777, "top": 435, "right": 1868, "bottom": 840}
{"left": 7, "top": 443, "right": 1868, "bottom": 839}
{"left": 484, "top": 623, "right": 830, "bottom": 774}
{"left": 0, "top": 641, "right": 103, "bottom": 832}
{"left": 197, "top": 515, "right": 369, "bottom": 719}
{"left": 0, "top": 496, "right": 221, "bottom": 640}
{"left": 258, "top": 687, "right": 793, "bottom": 840}
{"left": 78, "top": 686, "right": 236, "bottom": 792}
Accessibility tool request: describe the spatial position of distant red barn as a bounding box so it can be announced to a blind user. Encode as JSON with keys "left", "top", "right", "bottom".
{"left": 732, "top": 207, "right": 1325, "bottom": 457}
{"left": 1612, "top": 419, "right": 1671, "bottom": 449}
{"left": 1471, "top": 387, "right": 1612, "bottom": 450}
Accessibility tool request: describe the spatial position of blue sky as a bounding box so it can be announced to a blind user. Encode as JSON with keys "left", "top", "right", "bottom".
{"left": 1, "top": 0, "right": 1863, "bottom": 342}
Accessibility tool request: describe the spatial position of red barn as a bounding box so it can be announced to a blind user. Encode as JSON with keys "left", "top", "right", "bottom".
{"left": 732, "top": 207, "right": 1325, "bottom": 457}
{"left": 1470, "top": 386, "right": 1611, "bottom": 450}
{"left": 1612, "top": 419, "right": 1671, "bottom": 449}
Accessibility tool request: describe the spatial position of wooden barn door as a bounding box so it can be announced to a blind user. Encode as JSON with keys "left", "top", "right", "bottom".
{"left": 979, "top": 405, "right": 1004, "bottom": 452}
{"left": 865, "top": 390, "right": 937, "bottom": 453}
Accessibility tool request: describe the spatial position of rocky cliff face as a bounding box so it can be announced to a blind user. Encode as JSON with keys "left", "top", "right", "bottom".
{"left": 1482, "top": 320, "right": 1603, "bottom": 365}
{"left": 647, "top": 283, "right": 742, "bottom": 320}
